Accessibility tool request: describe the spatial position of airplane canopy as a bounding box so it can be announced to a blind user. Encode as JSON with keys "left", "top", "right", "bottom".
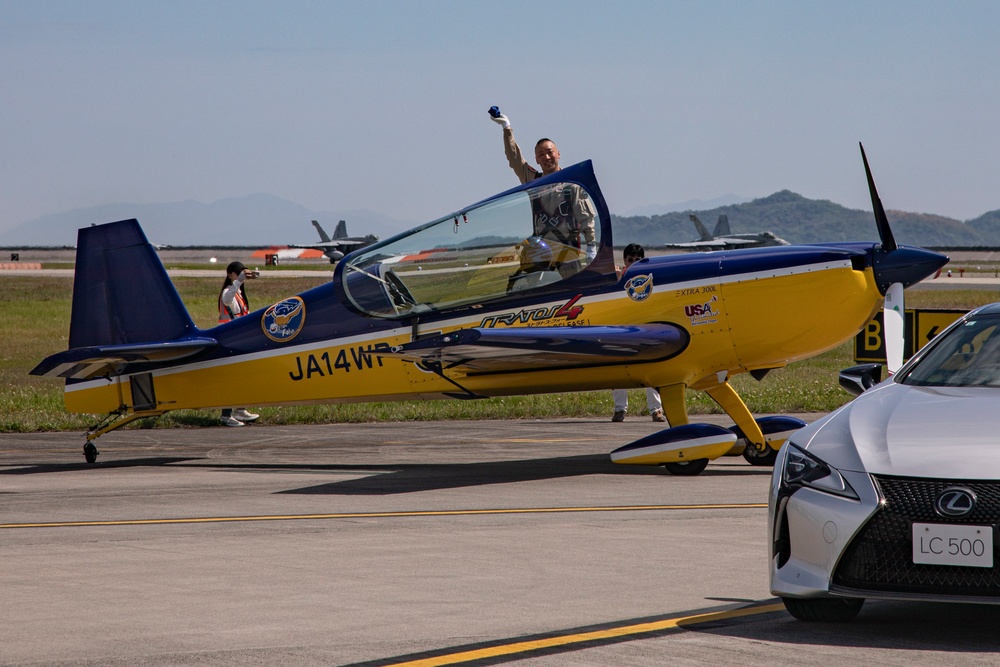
{"left": 339, "top": 161, "right": 611, "bottom": 318}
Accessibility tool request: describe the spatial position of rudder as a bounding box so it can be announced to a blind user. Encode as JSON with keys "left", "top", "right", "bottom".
{"left": 69, "top": 219, "right": 198, "bottom": 348}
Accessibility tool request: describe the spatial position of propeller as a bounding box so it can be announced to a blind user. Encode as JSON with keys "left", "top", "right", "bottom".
{"left": 860, "top": 143, "right": 904, "bottom": 374}
{"left": 883, "top": 282, "right": 904, "bottom": 374}
{"left": 861, "top": 143, "right": 896, "bottom": 253}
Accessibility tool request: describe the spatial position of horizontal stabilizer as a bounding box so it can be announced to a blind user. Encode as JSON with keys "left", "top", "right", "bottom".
{"left": 30, "top": 338, "right": 217, "bottom": 380}
{"left": 388, "top": 324, "right": 689, "bottom": 373}
{"left": 610, "top": 423, "right": 736, "bottom": 465}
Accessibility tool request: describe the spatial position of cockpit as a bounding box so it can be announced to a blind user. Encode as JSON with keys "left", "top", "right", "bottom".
{"left": 341, "top": 171, "right": 604, "bottom": 318}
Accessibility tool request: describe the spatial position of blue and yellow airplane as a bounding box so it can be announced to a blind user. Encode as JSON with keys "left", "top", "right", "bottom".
{"left": 32, "top": 146, "right": 947, "bottom": 473}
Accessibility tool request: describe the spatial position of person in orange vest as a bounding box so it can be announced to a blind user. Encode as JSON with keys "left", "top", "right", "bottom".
{"left": 218, "top": 261, "right": 260, "bottom": 427}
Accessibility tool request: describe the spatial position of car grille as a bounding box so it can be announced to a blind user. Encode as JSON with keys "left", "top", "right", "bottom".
{"left": 833, "top": 475, "right": 1000, "bottom": 596}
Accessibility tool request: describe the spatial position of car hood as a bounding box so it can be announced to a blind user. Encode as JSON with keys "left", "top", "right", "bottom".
{"left": 797, "top": 382, "right": 1000, "bottom": 479}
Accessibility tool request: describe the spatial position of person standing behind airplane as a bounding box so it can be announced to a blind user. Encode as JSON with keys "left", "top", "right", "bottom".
{"left": 489, "top": 107, "right": 597, "bottom": 263}
{"left": 612, "top": 244, "right": 665, "bottom": 423}
{"left": 217, "top": 261, "right": 260, "bottom": 427}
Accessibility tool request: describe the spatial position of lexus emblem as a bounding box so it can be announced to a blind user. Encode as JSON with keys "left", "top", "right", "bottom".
{"left": 935, "top": 487, "right": 976, "bottom": 518}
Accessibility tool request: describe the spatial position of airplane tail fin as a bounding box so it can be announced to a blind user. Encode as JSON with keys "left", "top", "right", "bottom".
{"left": 689, "top": 215, "right": 713, "bottom": 241}
{"left": 312, "top": 220, "right": 333, "bottom": 243}
{"left": 69, "top": 219, "right": 198, "bottom": 348}
{"left": 31, "top": 219, "right": 212, "bottom": 380}
{"left": 713, "top": 215, "right": 731, "bottom": 236}
{"left": 333, "top": 219, "right": 348, "bottom": 239}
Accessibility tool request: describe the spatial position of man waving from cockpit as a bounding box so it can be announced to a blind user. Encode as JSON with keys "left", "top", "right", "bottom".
{"left": 489, "top": 106, "right": 597, "bottom": 266}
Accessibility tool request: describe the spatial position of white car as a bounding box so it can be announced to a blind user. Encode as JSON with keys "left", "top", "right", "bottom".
{"left": 770, "top": 303, "right": 1000, "bottom": 621}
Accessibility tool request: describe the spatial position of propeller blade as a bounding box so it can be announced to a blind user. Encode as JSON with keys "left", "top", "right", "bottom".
{"left": 884, "top": 281, "right": 904, "bottom": 374}
{"left": 860, "top": 143, "right": 897, "bottom": 253}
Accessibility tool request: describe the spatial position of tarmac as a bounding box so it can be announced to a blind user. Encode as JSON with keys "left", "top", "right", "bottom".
{"left": 3, "top": 250, "right": 1000, "bottom": 663}
{"left": 3, "top": 417, "right": 1000, "bottom": 666}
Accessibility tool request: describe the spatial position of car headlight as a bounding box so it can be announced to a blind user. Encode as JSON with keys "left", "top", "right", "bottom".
{"left": 781, "top": 444, "right": 859, "bottom": 500}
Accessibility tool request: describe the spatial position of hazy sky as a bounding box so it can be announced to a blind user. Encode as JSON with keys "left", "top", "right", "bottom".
{"left": 2, "top": 0, "right": 999, "bottom": 237}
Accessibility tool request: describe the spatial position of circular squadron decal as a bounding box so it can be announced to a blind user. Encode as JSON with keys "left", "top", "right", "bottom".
{"left": 262, "top": 296, "right": 306, "bottom": 342}
{"left": 625, "top": 274, "right": 654, "bottom": 302}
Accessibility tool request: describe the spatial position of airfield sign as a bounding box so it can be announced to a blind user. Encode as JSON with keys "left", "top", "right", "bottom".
{"left": 854, "top": 309, "right": 966, "bottom": 363}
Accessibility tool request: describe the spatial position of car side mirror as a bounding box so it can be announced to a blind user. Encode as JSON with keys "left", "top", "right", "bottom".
{"left": 839, "top": 363, "right": 883, "bottom": 397}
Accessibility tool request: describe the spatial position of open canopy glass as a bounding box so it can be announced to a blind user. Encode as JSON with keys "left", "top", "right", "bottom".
{"left": 341, "top": 177, "right": 603, "bottom": 318}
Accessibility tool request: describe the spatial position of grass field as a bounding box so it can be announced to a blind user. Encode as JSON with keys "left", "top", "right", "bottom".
{"left": 1, "top": 273, "right": 993, "bottom": 433}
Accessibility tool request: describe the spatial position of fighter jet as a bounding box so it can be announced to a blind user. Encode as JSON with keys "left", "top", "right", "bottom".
{"left": 662, "top": 214, "right": 789, "bottom": 250}
{"left": 291, "top": 220, "right": 379, "bottom": 263}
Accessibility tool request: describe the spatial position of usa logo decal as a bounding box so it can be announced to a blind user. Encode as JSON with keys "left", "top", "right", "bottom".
{"left": 262, "top": 296, "right": 306, "bottom": 342}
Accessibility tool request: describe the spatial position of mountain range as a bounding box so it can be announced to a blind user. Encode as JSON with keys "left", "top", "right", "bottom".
{"left": 3, "top": 191, "right": 1000, "bottom": 248}
{"left": 0, "top": 194, "right": 412, "bottom": 248}
{"left": 614, "top": 191, "right": 1000, "bottom": 248}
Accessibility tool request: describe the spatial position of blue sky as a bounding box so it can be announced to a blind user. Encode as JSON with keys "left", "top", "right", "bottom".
{"left": 2, "top": 0, "right": 999, "bottom": 237}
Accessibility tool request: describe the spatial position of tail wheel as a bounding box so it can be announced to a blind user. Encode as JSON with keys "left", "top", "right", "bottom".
{"left": 83, "top": 442, "right": 99, "bottom": 464}
{"left": 662, "top": 458, "right": 709, "bottom": 476}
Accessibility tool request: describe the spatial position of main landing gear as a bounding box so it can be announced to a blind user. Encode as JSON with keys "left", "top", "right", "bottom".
{"left": 741, "top": 442, "right": 779, "bottom": 467}
{"left": 731, "top": 416, "right": 807, "bottom": 468}
{"left": 662, "top": 459, "right": 710, "bottom": 476}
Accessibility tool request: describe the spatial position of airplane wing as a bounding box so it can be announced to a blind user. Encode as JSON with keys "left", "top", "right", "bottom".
{"left": 287, "top": 241, "right": 350, "bottom": 250}
{"left": 662, "top": 238, "right": 765, "bottom": 250}
{"left": 711, "top": 238, "right": 761, "bottom": 247}
{"left": 31, "top": 338, "right": 218, "bottom": 380}
{"left": 661, "top": 240, "right": 729, "bottom": 249}
{"left": 288, "top": 238, "right": 377, "bottom": 250}
{"left": 387, "top": 324, "right": 689, "bottom": 373}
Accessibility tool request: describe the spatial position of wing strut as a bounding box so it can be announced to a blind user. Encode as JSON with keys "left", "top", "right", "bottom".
{"left": 416, "top": 360, "right": 487, "bottom": 400}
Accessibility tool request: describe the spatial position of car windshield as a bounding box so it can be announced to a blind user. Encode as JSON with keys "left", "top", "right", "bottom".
{"left": 900, "top": 313, "right": 1000, "bottom": 387}
{"left": 341, "top": 180, "right": 601, "bottom": 318}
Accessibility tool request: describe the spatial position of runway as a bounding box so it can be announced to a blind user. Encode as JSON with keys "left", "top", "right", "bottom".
{"left": 3, "top": 418, "right": 1000, "bottom": 666}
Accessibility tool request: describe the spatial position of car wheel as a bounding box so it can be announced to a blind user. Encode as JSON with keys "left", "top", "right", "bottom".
{"left": 662, "top": 459, "right": 709, "bottom": 476}
{"left": 782, "top": 596, "right": 864, "bottom": 622}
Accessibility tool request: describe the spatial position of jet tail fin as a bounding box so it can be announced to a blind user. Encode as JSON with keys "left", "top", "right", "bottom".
{"left": 68, "top": 219, "right": 199, "bottom": 349}
{"left": 689, "top": 215, "right": 713, "bottom": 241}
{"left": 312, "top": 220, "right": 333, "bottom": 243}
{"left": 713, "top": 214, "right": 731, "bottom": 236}
{"left": 333, "top": 219, "right": 348, "bottom": 239}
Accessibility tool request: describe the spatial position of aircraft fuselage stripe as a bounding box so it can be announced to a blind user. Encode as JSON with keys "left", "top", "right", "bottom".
{"left": 62, "top": 257, "right": 856, "bottom": 394}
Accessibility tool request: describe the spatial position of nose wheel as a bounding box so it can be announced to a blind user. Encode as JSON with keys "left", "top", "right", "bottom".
{"left": 83, "top": 442, "right": 99, "bottom": 463}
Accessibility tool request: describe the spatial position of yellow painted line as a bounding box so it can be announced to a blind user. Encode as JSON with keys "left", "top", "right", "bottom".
{"left": 383, "top": 438, "right": 605, "bottom": 444}
{"left": 0, "top": 503, "right": 766, "bottom": 529}
{"left": 377, "top": 603, "right": 786, "bottom": 666}
{"left": 494, "top": 438, "right": 604, "bottom": 443}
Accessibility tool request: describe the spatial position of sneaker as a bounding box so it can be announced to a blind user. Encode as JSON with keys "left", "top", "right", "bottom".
{"left": 221, "top": 416, "right": 244, "bottom": 427}
{"left": 232, "top": 409, "right": 259, "bottom": 423}
{"left": 651, "top": 409, "right": 667, "bottom": 423}
{"left": 611, "top": 410, "right": 626, "bottom": 422}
